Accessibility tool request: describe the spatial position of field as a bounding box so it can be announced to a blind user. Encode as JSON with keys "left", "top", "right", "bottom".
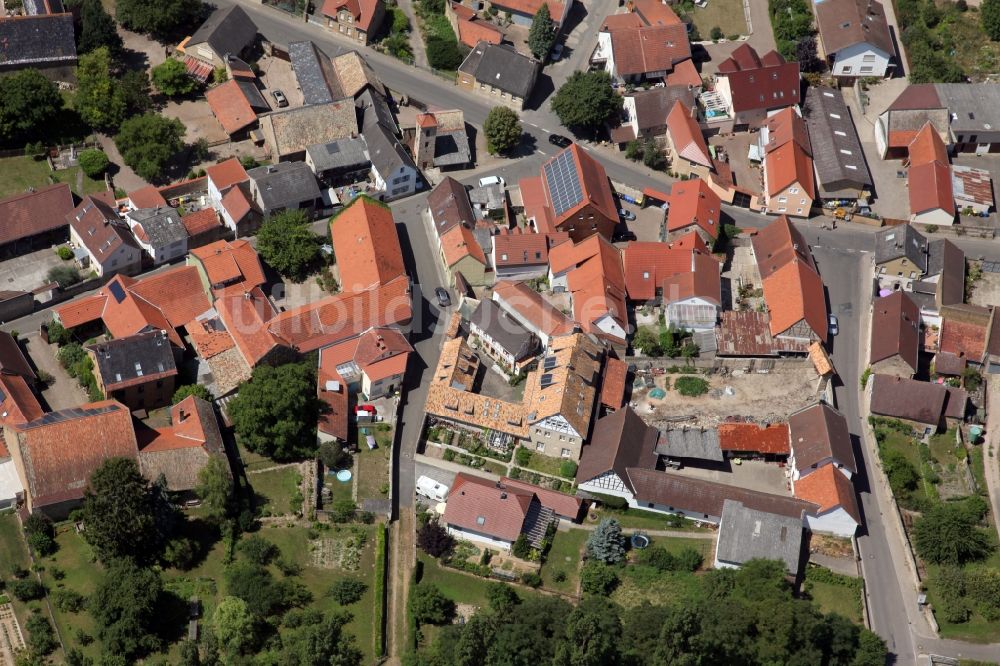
{"left": 0, "top": 156, "right": 106, "bottom": 200}
{"left": 540, "top": 528, "right": 588, "bottom": 595}
{"left": 685, "top": 0, "right": 749, "bottom": 38}
{"left": 804, "top": 566, "right": 863, "bottom": 625}
{"left": 250, "top": 466, "right": 303, "bottom": 516}
{"left": 355, "top": 425, "right": 393, "bottom": 501}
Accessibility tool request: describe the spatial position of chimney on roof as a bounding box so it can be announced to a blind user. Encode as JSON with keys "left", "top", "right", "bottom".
{"left": 500, "top": 492, "right": 507, "bottom": 500}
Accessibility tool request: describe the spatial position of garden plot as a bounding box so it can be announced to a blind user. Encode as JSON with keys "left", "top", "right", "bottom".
{"left": 310, "top": 530, "right": 367, "bottom": 570}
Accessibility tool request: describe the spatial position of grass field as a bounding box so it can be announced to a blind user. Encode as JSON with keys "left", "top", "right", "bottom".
{"left": 804, "top": 566, "right": 863, "bottom": 625}
{"left": 251, "top": 466, "right": 302, "bottom": 516}
{"left": 877, "top": 428, "right": 937, "bottom": 506}
{"left": 356, "top": 426, "right": 393, "bottom": 501}
{"left": 521, "top": 450, "right": 570, "bottom": 479}
{"left": 0, "top": 156, "right": 106, "bottom": 200}
{"left": 541, "top": 528, "right": 587, "bottom": 595}
{"left": 685, "top": 0, "right": 749, "bottom": 39}
{"left": 645, "top": 534, "right": 715, "bottom": 561}
{"left": 591, "top": 506, "right": 700, "bottom": 532}
{"left": 611, "top": 566, "right": 702, "bottom": 610}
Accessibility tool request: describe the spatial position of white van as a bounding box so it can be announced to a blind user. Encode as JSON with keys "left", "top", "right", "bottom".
{"left": 416, "top": 475, "right": 450, "bottom": 502}
{"left": 478, "top": 175, "right": 506, "bottom": 188}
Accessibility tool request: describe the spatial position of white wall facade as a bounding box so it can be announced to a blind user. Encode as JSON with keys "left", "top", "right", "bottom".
{"left": 374, "top": 164, "right": 419, "bottom": 199}
{"left": 593, "top": 312, "right": 627, "bottom": 343}
{"left": 804, "top": 508, "right": 858, "bottom": 538}
{"left": 912, "top": 208, "right": 955, "bottom": 227}
{"left": 445, "top": 525, "right": 514, "bottom": 552}
{"left": 830, "top": 42, "right": 890, "bottom": 78}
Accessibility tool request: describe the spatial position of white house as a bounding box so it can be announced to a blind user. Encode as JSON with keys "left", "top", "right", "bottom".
{"left": 814, "top": 0, "right": 894, "bottom": 79}
{"left": 366, "top": 123, "right": 420, "bottom": 200}
{"left": 68, "top": 193, "right": 143, "bottom": 278}
{"left": 793, "top": 465, "right": 861, "bottom": 537}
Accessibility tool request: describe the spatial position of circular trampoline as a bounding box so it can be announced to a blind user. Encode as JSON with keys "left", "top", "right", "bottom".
{"left": 631, "top": 533, "right": 650, "bottom": 549}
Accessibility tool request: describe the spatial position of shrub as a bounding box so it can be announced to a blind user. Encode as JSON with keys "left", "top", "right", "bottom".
{"left": 53, "top": 588, "right": 87, "bottom": 613}
{"left": 559, "top": 460, "right": 578, "bottom": 479}
{"left": 26, "top": 614, "right": 57, "bottom": 655}
{"left": 47, "top": 265, "right": 81, "bottom": 288}
{"left": 675, "top": 376, "right": 709, "bottom": 397}
{"left": 520, "top": 572, "right": 542, "bottom": 588}
{"left": 238, "top": 535, "right": 278, "bottom": 565}
{"left": 515, "top": 447, "right": 532, "bottom": 466}
{"left": 675, "top": 547, "right": 704, "bottom": 572}
{"left": 710, "top": 26, "right": 724, "bottom": 40}
{"left": 409, "top": 583, "right": 455, "bottom": 625}
{"left": 552, "top": 570, "right": 567, "bottom": 583}
{"left": 56, "top": 246, "right": 74, "bottom": 260}
{"left": 24, "top": 514, "right": 56, "bottom": 556}
{"left": 580, "top": 562, "right": 619, "bottom": 595}
{"left": 417, "top": 519, "right": 454, "bottom": 558}
{"left": 329, "top": 578, "right": 368, "bottom": 605}
{"left": 426, "top": 36, "right": 463, "bottom": 70}
{"left": 330, "top": 499, "right": 357, "bottom": 523}
{"left": 586, "top": 519, "right": 626, "bottom": 564}
{"left": 78, "top": 149, "right": 110, "bottom": 178}
{"left": 9, "top": 578, "right": 45, "bottom": 601}
{"left": 512, "top": 534, "right": 533, "bottom": 559}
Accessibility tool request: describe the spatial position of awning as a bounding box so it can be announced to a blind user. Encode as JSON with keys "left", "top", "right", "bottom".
{"left": 184, "top": 56, "right": 213, "bottom": 83}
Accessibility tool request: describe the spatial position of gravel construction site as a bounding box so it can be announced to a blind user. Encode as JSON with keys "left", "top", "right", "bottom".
{"left": 632, "top": 364, "right": 822, "bottom": 429}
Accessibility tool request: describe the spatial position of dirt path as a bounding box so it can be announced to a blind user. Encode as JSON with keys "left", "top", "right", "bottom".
{"left": 386, "top": 509, "right": 415, "bottom": 665}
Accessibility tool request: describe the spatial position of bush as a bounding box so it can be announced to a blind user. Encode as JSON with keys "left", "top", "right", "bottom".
{"left": 580, "top": 562, "right": 619, "bottom": 595}
{"left": 426, "top": 36, "right": 464, "bottom": 70}
{"left": 9, "top": 578, "right": 45, "bottom": 601}
{"left": 520, "top": 572, "right": 542, "bottom": 588}
{"left": 417, "top": 519, "right": 454, "bottom": 558}
{"left": 559, "top": 460, "right": 578, "bottom": 479}
{"left": 710, "top": 26, "right": 724, "bottom": 40}
{"left": 512, "top": 534, "right": 532, "bottom": 559}
{"left": 24, "top": 514, "right": 56, "bottom": 556}
{"left": 78, "top": 149, "right": 110, "bottom": 178}
{"left": 238, "top": 535, "right": 279, "bottom": 565}
{"left": 515, "top": 447, "right": 532, "bottom": 466}
{"left": 675, "top": 376, "right": 709, "bottom": 397}
{"left": 53, "top": 588, "right": 87, "bottom": 613}
{"left": 56, "top": 246, "right": 74, "bottom": 260}
{"left": 329, "top": 578, "right": 368, "bottom": 605}
{"left": 409, "top": 583, "right": 455, "bottom": 625}
{"left": 47, "top": 265, "right": 81, "bottom": 288}
{"left": 172, "top": 384, "right": 213, "bottom": 404}
{"left": 675, "top": 547, "right": 703, "bottom": 572}
{"left": 329, "top": 499, "right": 357, "bottom": 523}
{"left": 26, "top": 614, "right": 57, "bottom": 655}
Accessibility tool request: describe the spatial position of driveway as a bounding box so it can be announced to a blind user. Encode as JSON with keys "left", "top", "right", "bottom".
{"left": 0, "top": 247, "right": 68, "bottom": 293}
{"left": 22, "top": 333, "right": 88, "bottom": 411}
{"left": 162, "top": 99, "right": 230, "bottom": 145}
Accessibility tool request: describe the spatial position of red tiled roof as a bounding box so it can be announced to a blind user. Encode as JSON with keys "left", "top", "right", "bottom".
{"left": 129, "top": 266, "right": 211, "bottom": 327}
{"left": 600, "top": 356, "right": 628, "bottom": 409}
{"left": 667, "top": 100, "right": 711, "bottom": 168}
{"left": 322, "top": 0, "right": 382, "bottom": 30}
{"left": 659, "top": 250, "right": 720, "bottom": 305}
{"left": 794, "top": 463, "right": 860, "bottom": 525}
{"left": 601, "top": 12, "right": 644, "bottom": 30}
{"left": 500, "top": 477, "right": 583, "bottom": 519}
{"left": 128, "top": 185, "right": 168, "bottom": 209}
{"left": 621, "top": 241, "right": 691, "bottom": 301}
{"left": 765, "top": 140, "right": 816, "bottom": 200}
{"left": 665, "top": 57, "right": 702, "bottom": 87}
{"left": 490, "top": 0, "right": 565, "bottom": 21}
{"left": 667, "top": 178, "right": 721, "bottom": 239}
{"left": 519, "top": 176, "right": 555, "bottom": 234}
{"left": 0, "top": 374, "right": 43, "bottom": 425}
{"left": 182, "top": 208, "right": 222, "bottom": 237}
{"left": 493, "top": 230, "right": 566, "bottom": 268}
{"left": 668, "top": 229, "right": 710, "bottom": 254}
{"left": 909, "top": 161, "right": 955, "bottom": 217}
{"left": 630, "top": 0, "right": 683, "bottom": 26}
{"left": 940, "top": 318, "right": 987, "bottom": 360}
{"left": 763, "top": 258, "right": 827, "bottom": 341}
{"left": 608, "top": 24, "right": 691, "bottom": 77}
{"left": 542, "top": 145, "right": 618, "bottom": 232}
{"left": 451, "top": 3, "right": 503, "bottom": 48}
{"left": 205, "top": 80, "right": 257, "bottom": 135}
{"left": 440, "top": 224, "right": 487, "bottom": 268}
{"left": 318, "top": 347, "right": 350, "bottom": 441}
{"left": 216, "top": 286, "right": 279, "bottom": 366}
{"left": 206, "top": 157, "right": 250, "bottom": 193}
{"left": 221, "top": 184, "right": 253, "bottom": 223}
{"left": 908, "top": 122, "right": 949, "bottom": 167}
{"left": 751, "top": 214, "right": 815, "bottom": 279}
{"left": 551, "top": 235, "right": 628, "bottom": 339}
{"left": 716, "top": 44, "right": 800, "bottom": 113}
{"left": 330, "top": 197, "right": 406, "bottom": 293}
{"left": 188, "top": 316, "right": 236, "bottom": 359}
{"left": 444, "top": 472, "right": 535, "bottom": 542}
{"left": 718, "top": 422, "right": 790, "bottom": 454}
{"left": 763, "top": 107, "right": 811, "bottom": 155}
{"left": 191, "top": 238, "right": 266, "bottom": 291}
{"left": 492, "top": 280, "right": 577, "bottom": 339}
{"left": 13, "top": 400, "right": 139, "bottom": 509}
{"left": 0, "top": 183, "right": 73, "bottom": 248}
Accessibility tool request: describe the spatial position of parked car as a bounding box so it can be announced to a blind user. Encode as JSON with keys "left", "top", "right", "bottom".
{"left": 550, "top": 43, "right": 565, "bottom": 61}
{"left": 271, "top": 89, "right": 288, "bottom": 107}
{"left": 828, "top": 313, "right": 839, "bottom": 336}
{"left": 619, "top": 208, "right": 636, "bottom": 221}
{"left": 548, "top": 134, "right": 572, "bottom": 148}
{"left": 435, "top": 287, "right": 452, "bottom": 307}
{"left": 355, "top": 404, "right": 376, "bottom": 414}
{"left": 612, "top": 229, "right": 637, "bottom": 242}
{"left": 478, "top": 175, "right": 506, "bottom": 188}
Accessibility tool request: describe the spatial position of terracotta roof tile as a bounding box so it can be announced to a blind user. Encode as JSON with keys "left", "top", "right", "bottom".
{"left": 206, "top": 157, "right": 250, "bottom": 192}
{"left": 630, "top": 0, "right": 683, "bottom": 25}
{"left": 940, "top": 317, "right": 987, "bottom": 360}
{"left": 608, "top": 23, "right": 691, "bottom": 77}
{"left": 667, "top": 100, "right": 711, "bottom": 168}
{"left": 216, "top": 286, "right": 279, "bottom": 366}
{"left": 659, "top": 251, "right": 721, "bottom": 304}
{"left": 0, "top": 374, "right": 43, "bottom": 425}
{"left": 181, "top": 208, "right": 222, "bottom": 237}
{"left": 440, "top": 223, "right": 487, "bottom": 268}
{"left": 331, "top": 197, "right": 406, "bottom": 293}
{"left": 908, "top": 122, "right": 949, "bottom": 167}
{"left": 322, "top": 0, "right": 382, "bottom": 30}
{"left": 621, "top": 241, "right": 691, "bottom": 301}
{"left": 205, "top": 80, "right": 257, "bottom": 135}
{"left": 600, "top": 356, "right": 627, "bottom": 409}
{"left": 870, "top": 291, "right": 919, "bottom": 373}
{"left": 763, "top": 107, "right": 811, "bottom": 155}
{"left": 128, "top": 185, "right": 168, "bottom": 209}
{"left": 788, "top": 402, "right": 855, "bottom": 473}
{"left": 444, "top": 473, "right": 534, "bottom": 542}
{"left": 491, "top": 280, "right": 577, "bottom": 339}
{"left": 191, "top": 238, "right": 266, "bottom": 291}
{"left": 718, "top": 421, "right": 790, "bottom": 455}
{"left": 716, "top": 44, "right": 799, "bottom": 113}
{"left": 765, "top": 140, "right": 816, "bottom": 200}
{"left": 909, "top": 161, "right": 955, "bottom": 217}
{"left": 500, "top": 476, "right": 583, "bottom": 519}
{"left": 793, "top": 463, "right": 860, "bottom": 524}
{"left": 0, "top": 183, "right": 73, "bottom": 247}
{"left": 667, "top": 178, "right": 721, "bottom": 239}
{"left": 550, "top": 235, "right": 627, "bottom": 340}
{"left": 762, "top": 258, "right": 827, "bottom": 341}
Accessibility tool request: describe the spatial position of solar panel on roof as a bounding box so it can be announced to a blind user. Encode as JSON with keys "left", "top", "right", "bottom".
{"left": 543, "top": 149, "right": 583, "bottom": 217}
{"left": 109, "top": 281, "right": 127, "bottom": 304}
{"left": 540, "top": 373, "right": 554, "bottom": 388}
{"left": 543, "top": 356, "right": 557, "bottom": 370}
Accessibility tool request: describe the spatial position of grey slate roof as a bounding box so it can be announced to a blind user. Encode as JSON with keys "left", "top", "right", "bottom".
{"left": 359, "top": 89, "right": 398, "bottom": 134}
{"left": 788, "top": 402, "right": 856, "bottom": 474}
{"left": 289, "top": 40, "right": 344, "bottom": 104}
{"left": 247, "top": 162, "right": 322, "bottom": 211}
{"left": 365, "top": 122, "right": 416, "bottom": 180}
{"left": 23, "top": 0, "right": 64, "bottom": 15}
{"left": 129, "top": 207, "right": 187, "bottom": 248}
{"left": 873, "top": 224, "right": 927, "bottom": 269}
{"left": 803, "top": 87, "right": 872, "bottom": 196}
{"left": 427, "top": 177, "right": 475, "bottom": 236}
{"left": 434, "top": 130, "right": 472, "bottom": 167}
{"left": 935, "top": 84, "right": 1000, "bottom": 138}
{"left": 655, "top": 427, "right": 723, "bottom": 461}
{"left": 87, "top": 330, "right": 177, "bottom": 390}
{"left": 0, "top": 13, "right": 76, "bottom": 67}
{"left": 716, "top": 499, "right": 803, "bottom": 573}
{"left": 458, "top": 41, "right": 540, "bottom": 99}
{"left": 469, "top": 299, "right": 539, "bottom": 362}
{"left": 307, "top": 136, "right": 370, "bottom": 172}
{"left": 188, "top": 5, "right": 258, "bottom": 59}
{"left": 629, "top": 86, "right": 696, "bottom": 131}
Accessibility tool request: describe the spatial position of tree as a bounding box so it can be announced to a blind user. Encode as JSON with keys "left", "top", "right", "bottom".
{"left": 76, "top": 48, "right": 127, "bottom": 131}
{"left": 329, "top": 578, "right": 368, "bottom": 605}
{"left": 225, "top": 562, "right": 311, "bottom": 618}
{"left": 795, "top": 35, "right": 823, "bottom": 73}
{"left": 552, "top": 71, "right": 623, "bottom": 133}
{"left": 152, "top": 59, "right": 199, "bottom": 97}
{"left": 486, "top": 583, "right": 520, "bottom": 614}
{"left": 82, "top": 457, "right": 162, "bottom": 563}
{"left": 196, "top": 455, "right": 233, "bottom": 523}
{"left": 23, "top": 514, "right": 56, "bottom": 556}
{"left": 580, "top": 561, "right": 619, "bottom": 596}
{"left": 984, "top": 0, "right": 1000, "bottom": 40}
{"left": 632, "top": 327, "right": 662, "bottom": 356}
{"left": 0, "top": 70, "right": 62, "bottom": 145}
{"left": 625, "top": 140, "right": 643, "bottom": 161}
{"left": 212, "top": 596, "right": 255, "bottom": 659}
{"left": 229, "top": 362, "right": 322, "bottom": 461}
{"left": 117, "top": 69, "right": 153, "bottom": 118}
{"left": 512, "top": 533, "right": 533, "bottom": 559}
{"left": 238, "top": 535, "right": 279, "bottom": 565}
{"left": 586, "top": 518, "right": 626, "bottom": 564}
{"left": 116, "top": 0, "right": 202, "bottom": 39}
{"left": 417, "top": 518, "right": 455, "bottom": 557}
{"left": 26, "top": 614, "right": 57, "bottom": 656}
{"left": 642, "top": 139, "right": 666, "bottom": 170}
{"left": 47, "top": 265, "right": 81, "bottom": 288}
{"left": 90, "top": 559, "right": 164, "bottom": 661}
{"left": 46, "top": 320, "right": 71, "bottom": 346}
{"left": 555, "top": 597, "right": 621, "bottom": 666}
{"left": 173, "top": 384, "right": 213, "bottom": 404}
{"left": 674, "top": 547, "right": 703, "bottom": 572}
{"left": 528, "top": 4, "right": 557, "bottom": 60}
{"left": 913, "top": 501, "right": 993, "bottom": 565}
{"left": 318, "top": 441, "right": 352, "bottom": 471}
{"left": 852, "top": 629, "right": 888, "bottom": 666}
{"left": 426, "top": 36, "right": 464, "bottom": 70}
{"left": 278, "top": 610, "right": 363, "bottom": 665}
{"left": 255, "top": 210, "right": 321, "bottom": 282}
{"left": 79, "top": 0, "right": 123, "bottom": 56}
{"left": 115, "top": 113, "right": 185, "bottom": 182}
{"left": 9, "top": 578, "right": 45, "bottom": 601}
{"left": 178, "top": 641, "right": 200, "bottom": 666}
{"left": 78, "top": 149, "right": 110, "bottom": 178}
{"left": 484, "top": 106, "right": 522, "bottom": 155}
{"left": 409, "top": 583, "right": 455, "bottom": 625}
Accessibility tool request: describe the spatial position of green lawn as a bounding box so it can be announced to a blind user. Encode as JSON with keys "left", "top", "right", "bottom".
{"left": 541, "top": 529, "right": 587, "bottom": 595}
{"left": 685, "top": 0, "right": 748, "bottom": 39}
{"left": 417, "top": 553, "right": 541, "bottom": 609}
{"left": 877, "top": 428, "right": 936, "bottom": 505}
{"left": 804, "top": 566, "right": 863, "bottom": 625}
{"left": 645, "top": 535, "right": 715, "bottom": 561}
{"left": 970, "top": 444, "right": 987, "bottom": 492}
{"left": 592, "top": 507, "right": 700, "bottom": 532}
{"left": 250, "top": 466, "right": 302, "bottom": 516}
{"left": 38, "top": 525, "right": 103, "bottom": 663}
{"left": 611, "top": 566, "right": 703, "bottom": 610}
{"left": 0, "top": 513, "right": 37, "bottom": 641}
{"left": 929, "top": 429, "right": 962, "bottom": 463}
{"left": 237, "top": 441, "right": 277, "bottom": 472}
{"left": 0, "top": 156, "right": 106, "bottom": 199}
{"left": 356, "top": 426, "right": 393, "bottom": 502}
{"left": 520, "top": 450, "right": 572, "bottom": 479}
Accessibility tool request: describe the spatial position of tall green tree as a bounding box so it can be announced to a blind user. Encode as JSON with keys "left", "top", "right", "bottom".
{"left": 551, "top": 70, "right": 622, "bottom": 133}
{"left": 984, "top": 0, "right": 1000, "bottom": 40}
{"left": 0, "top": 70, "right": 62, "bottom": 145}
{"left": 117, "top": 69, "right": 153, "bottom": 118}
{"left": 409, "top": 583, "right": 455, "bottom": 625}
{"left": 76, "top": 47, "right": 127, "bottom": 130}
{"left": 173, "top": 384, "right": 214, "bottom": 404}
{"left": 151, "top": 59, "right": 199, "bottom": 97}
{"left": 278, "top": 609, "right": 363, "bottom": 665}
{"left": 586, "top": 518, "right": 626, "bottom": 564}
{"left": 554, "top": 597, "right": 622, "bottom": 666}
{"left": 212, "top": 596, "right": 256, "bottom": 659}
{"left": 913, "top": 500, "right": 993, "bottom": 565}
{"left": 116, "top": 0, "right": 202, "bottom": 39}
{"left": 195, "top": 456, "right": 233, "bottom": 520}
{"left": 483, "top": 106, "right": 522, "bottom": 155}
{"left": 528, "top": 3, "right": 557, "bottom": 60}
{"left": 228, "top": 362, "right": 323, "bottom": 461}
{"left": 255, "top": 210, "right": 321, "bottom": 281}
{"left": 79, "top": 0, "right": 124, "bottom": 56}
{"left": 115, "top": 112, "right": 185, "bottom": 182}
{"left": 82, "top": 457, "right": 162, "bottom": 563}
{"left": 90, "top": 559, "right": 164, "bottom": 661}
